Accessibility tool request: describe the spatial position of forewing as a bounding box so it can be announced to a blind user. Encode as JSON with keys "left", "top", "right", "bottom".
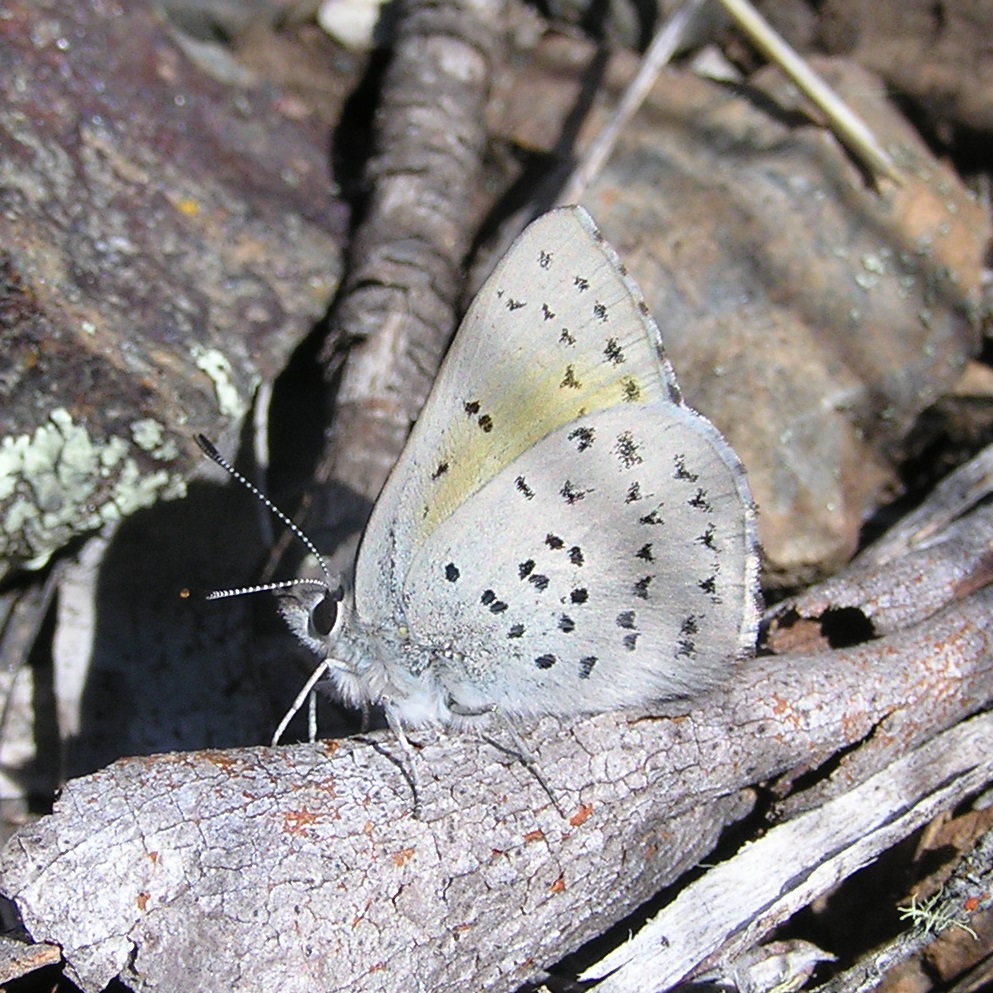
{"left": 354, "top": 207, "right": 684, "bottom": 629}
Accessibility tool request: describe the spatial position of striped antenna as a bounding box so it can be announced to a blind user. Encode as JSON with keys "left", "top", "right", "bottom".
{"left": 194, "top": 434, "right": 334, "bottom": 594}
{"left": 202, "top": 577, "right": 330, "bottom": 602}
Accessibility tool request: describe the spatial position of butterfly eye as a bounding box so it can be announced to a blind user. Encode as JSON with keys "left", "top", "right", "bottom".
{"left": 310, "top": 585, "right": 344, "bottom": 637}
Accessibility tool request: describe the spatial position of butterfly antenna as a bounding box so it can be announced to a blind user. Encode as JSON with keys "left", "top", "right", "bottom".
{"left": 193, "top": 577, "right": 330, "bottom": 602}
{"left": 194, "top": 434, "right": 335, "bottom": 592}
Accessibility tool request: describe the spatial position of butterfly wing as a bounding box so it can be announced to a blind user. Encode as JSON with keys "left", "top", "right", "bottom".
{"left": 402, "top": 402, "right": 759, "bottom": 715}
{"left": 353, "top": 207, "right": 690, "bottom": 631}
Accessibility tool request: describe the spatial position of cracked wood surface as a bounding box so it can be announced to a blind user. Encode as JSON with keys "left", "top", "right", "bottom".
{"left": 584, "top": 711, "right": 993, "bottom": 991}
{"left": 3, "top": 568, "right": 992, "bottom": 991}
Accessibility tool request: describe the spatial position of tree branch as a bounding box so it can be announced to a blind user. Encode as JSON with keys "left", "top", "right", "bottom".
{"left": 2, "top": 557, "right": 992, "bottom": 990}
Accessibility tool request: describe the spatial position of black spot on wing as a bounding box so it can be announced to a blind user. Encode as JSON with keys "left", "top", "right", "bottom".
{"left": 568, "top": 425, "right": 594, "bottom": 451}
{"left": 677, "top": 615, "right": 700, "bottom": 658}
{"left": 462, "top": 399, "right": 493, "bottom": 432}
{"left": 560, "top": 480, "right": 591, "bottom": 505}
{"left": 604, "top": 337, "right": 624, "bottom": 364}
{"left": 480, "top": 589, "right": 508, "bottom": 613}
{"left": 616, "top": 611, "right": 636, "bottom": 629}
{"left": 614, "top": 431, "right": 642, "bottom": 469}
{"left": 697, "top": 524, "right": 717, "bottom": 550}
{"left": 639, "top": 507, "right": 665, "bottom": 526}
{"left": 674, "top": 454, "right": 699, "bottom": 482}
{"left": 689, "top": 488, "right": 712, "bottom": 512}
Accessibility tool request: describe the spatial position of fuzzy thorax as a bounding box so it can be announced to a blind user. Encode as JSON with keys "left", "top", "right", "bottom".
{"left": 276, "top": 582, "right": 458, "bottom": 727}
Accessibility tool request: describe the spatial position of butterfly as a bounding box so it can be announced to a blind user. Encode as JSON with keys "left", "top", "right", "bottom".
{"left": 198, "top": 206, "right": 761, "bottom": 780}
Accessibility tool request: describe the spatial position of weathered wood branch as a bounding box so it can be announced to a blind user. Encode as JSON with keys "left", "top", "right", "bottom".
{"left": 305, "top": 0, "right": 505, "bottom": 556}
{"left": 582, "top": 711, "right": 993, "bottom": 991}
{"left": 1, "top": 4, "right": 992, "bottom": 990}
{"left": 2, "top": 521, "right": 992, "bottom": 990}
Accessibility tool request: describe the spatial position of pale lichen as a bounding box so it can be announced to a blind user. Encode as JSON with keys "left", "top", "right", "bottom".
{"left": 191, "top": 345, "right": 246, "bottom": 419}
{"left": 130, "top": 418, "right": 179, "bottom": 461}
{"left": 0, "top": 407, "right": 186, "bottom": 574}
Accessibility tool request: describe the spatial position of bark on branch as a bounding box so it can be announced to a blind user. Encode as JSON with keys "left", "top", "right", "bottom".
{"left": 3, "top": 461, "right": 993, "bottom": 991}
{"left": 307, "top": 0, "right": 505, "bottom": 553}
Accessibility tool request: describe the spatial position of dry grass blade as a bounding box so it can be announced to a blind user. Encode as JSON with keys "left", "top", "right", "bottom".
{"left": 715, "top": 0, "right": 901, "bottom": 184}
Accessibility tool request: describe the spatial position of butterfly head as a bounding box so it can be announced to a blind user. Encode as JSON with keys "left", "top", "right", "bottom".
{"left": 272, "top": 577, "right": 395, "bottom": 713}
{"left": 274, "top": 578, "right": 349, "bottom": 660}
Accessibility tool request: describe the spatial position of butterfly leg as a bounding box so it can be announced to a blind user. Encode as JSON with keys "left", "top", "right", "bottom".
{"left": 307, "top": 687, "right": 318, "bottom": 742}
{"left": 271, "top": 659, "right": 332, "bottom": 746}
{"left": 448, "top": 700, "right": 566, "bottom": 818}
{"left": 358, "top": 700, "right": 372, "bottom": 732}
{"left": 383, "top": 701, "right": 423, "bottom": 818}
